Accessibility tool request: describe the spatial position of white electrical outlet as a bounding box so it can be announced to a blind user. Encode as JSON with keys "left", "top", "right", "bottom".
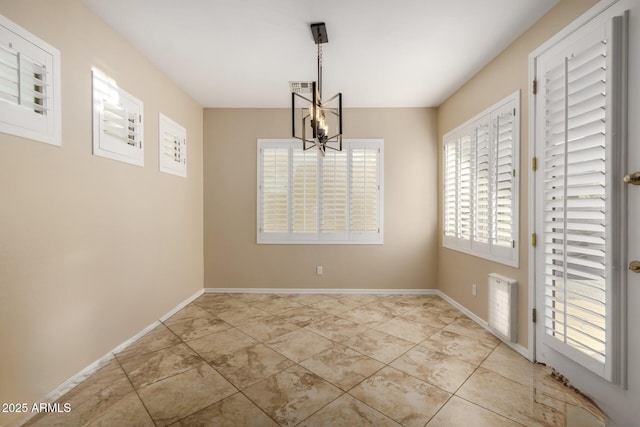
{"left": 472, "top": 284, "right": 477, "bottom": 296}
{"left": 316, "top": 266, "right": 323, "bottom": 275}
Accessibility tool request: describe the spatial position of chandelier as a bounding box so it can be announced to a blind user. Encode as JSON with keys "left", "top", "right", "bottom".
{"left": 291, "top": 22, "right": 342, "bottom": 156}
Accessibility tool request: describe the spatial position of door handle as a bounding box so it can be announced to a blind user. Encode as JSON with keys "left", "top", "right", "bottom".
{"left": 624, "top": 172, "right": 640, "bottom": 185}
{"left": 630, "top": 261, "right": 640, "bottom": 273}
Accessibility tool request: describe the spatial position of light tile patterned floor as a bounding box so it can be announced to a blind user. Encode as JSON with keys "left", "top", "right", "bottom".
{"left": 24, "top": 293, "right": 605, "bottom": 426}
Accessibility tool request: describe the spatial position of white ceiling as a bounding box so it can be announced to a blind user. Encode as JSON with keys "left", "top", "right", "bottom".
{"left": 82, "top": 0, "right": 558, "bottom": 108}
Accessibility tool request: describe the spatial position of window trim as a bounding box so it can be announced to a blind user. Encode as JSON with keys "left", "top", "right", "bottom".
{"left": 257, "top": 138, "right": 384, "bottom": 245}
{"left": 442, "top": 91, "right": 520, "bottom": 267}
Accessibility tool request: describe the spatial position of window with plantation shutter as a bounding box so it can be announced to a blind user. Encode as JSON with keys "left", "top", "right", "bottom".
{"left": 442, "top": 92, "right": 519, "bottom": 267}
{"left": 92, "top": 68, "right": 144, "bottom": 167}
{"left": 0, "top": 15, "right": 60, "bottom": 146}
{"left": 258, "top": 139, "right": 383, "bottom": 244}
{"left": 159, "top": 113, "right": 187, "bottom": 177}
{"left": 535, "top": 13, "right": 627, "bottom": 381}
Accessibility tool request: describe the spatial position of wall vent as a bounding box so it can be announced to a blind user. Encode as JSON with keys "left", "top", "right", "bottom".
{"left": 488, "top": 273, "right": 517, "bottom": 342}
{"left": 289, "top": 81, "right": 313, "bottom": 94}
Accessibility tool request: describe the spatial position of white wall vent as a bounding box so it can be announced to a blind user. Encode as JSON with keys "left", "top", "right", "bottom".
{"left": 488, "top": 273, "right": 517, "bottom": 342}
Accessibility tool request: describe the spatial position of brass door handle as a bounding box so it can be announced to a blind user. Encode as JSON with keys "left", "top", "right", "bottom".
{"left": 624, "top": 172, "right": 640, "bottom": 185}
{"left": 630, "top": 261, "right": 640, "bottom": 273}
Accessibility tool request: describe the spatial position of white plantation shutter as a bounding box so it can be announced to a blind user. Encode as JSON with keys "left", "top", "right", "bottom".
{"left": 458, "top": 136, "right": 473, "bottom": 241}
{"left": 321, "top": 150, "right": 348, "bottom": 238}
{"left": 442, "top": 92, "right": 519, "bottom": 266}
{"left": 0, "top": 46, "right": 47, "bottom": 114}
{"left": 292, "top": 148, "right": 318, "bottom": 235}
{"left": 492, "top": 106, "right": 516, "bottom": 254}
{"left": 258, "top": 139, "right": 383, "bottom": 243}
{"left": 260, "top": 145, "right": 290, "bottom": 237}
{"left": 443, "top": 137, "right": 458, "bottom": 240}
{"left": 351, "top": 147, "right": 380, "bottom": 238}
{"left": 159, "top": 113, "right": 187, "bottom": 177}
{"left": 92, "top": 69, "right": 144, "bottom": 167}
{"left": 537, "top": 17, "right": 625, "bottom": 379}
{"left": 0, "top": 15, "right": 60, "bottom": 146}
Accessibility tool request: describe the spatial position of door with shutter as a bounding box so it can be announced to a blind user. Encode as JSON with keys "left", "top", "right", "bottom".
{"left": 532, "top": 2, "right": 632, "bottom": 387}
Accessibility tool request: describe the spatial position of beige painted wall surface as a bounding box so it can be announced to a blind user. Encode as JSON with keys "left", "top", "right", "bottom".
{"left": 0, "top": 1, "right": 203, "bottom": 424}
{"left": 437, "top": 0, "right": 598, "bottom": 349}
{"left": 204, "top": 108, "right": 438, "bottom": 290}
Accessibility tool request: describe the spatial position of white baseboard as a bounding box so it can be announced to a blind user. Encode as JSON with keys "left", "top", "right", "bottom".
{"left": 12, "top": 288, "right": 204, "bottom": 427}
{"left": 437, "top": 290, "right": 532, "bottom": 361}
{"left": 203, "top": 287, "right": 438, "bottom": 296}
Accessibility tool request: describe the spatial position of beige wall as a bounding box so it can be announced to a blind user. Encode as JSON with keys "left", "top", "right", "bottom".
{"left": 204, "top": 108, "right": 438, "bottom": 290}
{"left": 0, "top": 1, "right": 203, "bottom": 424}
{"left": 437, "top": 0, "right": 598, "bottom": 349}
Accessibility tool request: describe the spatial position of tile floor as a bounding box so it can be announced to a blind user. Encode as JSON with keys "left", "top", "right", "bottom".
{"left": 24, "top": 293, "right": 605, "bottom": 426}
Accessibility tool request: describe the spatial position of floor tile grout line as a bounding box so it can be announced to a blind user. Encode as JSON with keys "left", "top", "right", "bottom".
{"left": 111, "top": 353, "right": 160, "bottom": 427}
{"left": 290, "top": 390, "right": 347, "bottom": 426}
{"left": 448, "top": 343, "right": 536, "bottom": 427}
{"left": 451, "top": 394, "right": 529, "bottom": 426}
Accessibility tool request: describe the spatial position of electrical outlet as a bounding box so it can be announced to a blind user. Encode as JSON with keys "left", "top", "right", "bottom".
{"left": 316, "top": 266, "right": 323, "bottom": 275}
{"left": 472, "top": 283, "right": 477, "bottom": 296}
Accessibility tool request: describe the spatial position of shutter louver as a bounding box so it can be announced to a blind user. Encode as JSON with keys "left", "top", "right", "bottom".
{"left": 542, "top": 35, "right": 608, "bottom": 368}
{"left": 102, "top": 102, "right": 141, "bottom": 147}
{"left": 292, "top": 148, "right": 317, "bottom": 234}
{"left": 162, "top": 131, "right": 185, "bottom": 164}
{"left": 321, "top": 150, "right": 348, "bottom": 234}
{"left": 351, "top": 148, "right": 378, "bottom": 234}
{"left": 262, "top": 148, "right": 289, "bottom": 234}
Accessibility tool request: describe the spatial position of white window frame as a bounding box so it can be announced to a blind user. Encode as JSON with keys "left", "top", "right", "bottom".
{"left": 442, "top": 91, "right": 520, "bottom": 267}
{"left": 0, "top": 14, "right": 61, "bottom": 146}
{"left": 92, "top": 68, "right": 144, "bottom": 167}
{"left": 257, "top": 138, "right": 384, "bottom": 244}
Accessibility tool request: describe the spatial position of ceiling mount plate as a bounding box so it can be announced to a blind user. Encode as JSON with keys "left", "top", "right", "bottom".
{"left": 311, "top": 23, "right": 328, "bottom": 45}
